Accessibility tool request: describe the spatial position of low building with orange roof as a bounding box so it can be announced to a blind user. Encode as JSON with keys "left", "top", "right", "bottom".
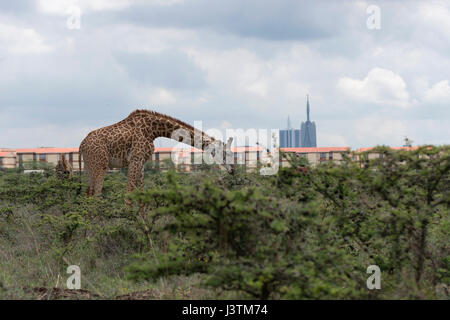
{"left": 15, "top": 147, "right": 82, "bottom": 170}
{"left": 152, "top": 145, "right": 265, "bottom": 172}
{"left": 279, "top": 146, "right": 350, "bottom": 167}
{"left": 0, "top": 144, "right": 427, "bottom": 172}
{"left": 352, "top": 145, "right": 422, "bottom": 167}
{"left": 355, "top": 146, "right": 419, "bottom": 153}
{"left": 0, "top": 149, "right": 17, "bottom": 169}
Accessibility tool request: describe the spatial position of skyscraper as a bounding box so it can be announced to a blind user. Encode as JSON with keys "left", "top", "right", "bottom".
{"left": 279, "top": 116, "right": 301, "bottom": 148}
{"left": 300, "top": 95, "right": 317, "bottom": 147}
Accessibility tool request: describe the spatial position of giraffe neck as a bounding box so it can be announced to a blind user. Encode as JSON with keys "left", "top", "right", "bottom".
{"left": 127, "top": 110, "right": 222, "bottom": 150}
{"left": 161, "top": 123, "right": 216, "bottom": 150}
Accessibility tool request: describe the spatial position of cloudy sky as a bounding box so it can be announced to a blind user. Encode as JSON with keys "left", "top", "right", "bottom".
{"left": 0, "top": 0, "right": 449, "bottom": 149}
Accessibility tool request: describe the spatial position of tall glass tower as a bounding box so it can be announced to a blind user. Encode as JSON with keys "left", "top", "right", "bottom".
{"left": 279, "top": 116, "right": 301, "bottom": 148}
{"left": 300, "top": 95, "right": 317, "bottom": 147}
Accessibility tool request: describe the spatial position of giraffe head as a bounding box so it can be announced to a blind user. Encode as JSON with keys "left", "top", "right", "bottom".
{"left": 210, "top": 137, "right": 234, "bottom": 174}
{"left": 223, "top": 137, "right": 234, "bottom": 174}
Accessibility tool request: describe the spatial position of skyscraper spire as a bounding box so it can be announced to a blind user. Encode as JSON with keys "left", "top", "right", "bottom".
{"left": 287, "top": 115, "right": 291, "bottom": 129}
{"left": 300, "top": 94, "right": 317, "bottom": 147}
{"left": 306, "top": 94, "right": 310, "bottom": 122}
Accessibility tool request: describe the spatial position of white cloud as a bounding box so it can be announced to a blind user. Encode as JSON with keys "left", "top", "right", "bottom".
{"left": 38, "top": 0, "right": 183, "bottom": 15}
{"left": 355, "top": 117, "right": 408, "bottom": 147}
{"left": 405, "top": 119, "right": 450, "bottom": 146}
{"left": 188, "top": 48, "right": 268, "bottom": 98}
{"left": 38, "top": 0, "right": 133, "bottom": 15}
{"left": 144, "top": 0, "right": 185, "bottom": 6}
{"left": 418, "top": 2, "right": 450, "bottom": 37}
{"left": 218, "top": 120, "right": 233, "bottom": 131}
{"left": 148, "top": 88, "right": 177, "bottom": 105}
{"left": 0, "top": 23, "right": 52, "bottom": 54}
{"left": 0, "top": 124, "right": 93, "bottom": 148}
{"left": 337, "top": 67, "right": 411, "bottom": 108}
{"left": 424, "top": 80, "right": 450, "bottom": 104}
{"left": 186, "top": 46, "right": 313, "bottom": 111}
{"left": 318, "top": 132, "right": 348, "bottom": 147}
{"left": 117, "top": 27, "right": 195, "bottom": 54}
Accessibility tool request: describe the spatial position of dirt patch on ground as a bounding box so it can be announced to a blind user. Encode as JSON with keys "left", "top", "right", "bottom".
{"left": 116, "top": 289, "right": 158, "bottom": 300}
{"left": 25, "top": 287, "right": 99, "bottom": 300}
{"left": 23, "top": 287, "right": 157, "bottom": 300}
{"left": 14, "top": 285, "right": 210, "bottom": 300}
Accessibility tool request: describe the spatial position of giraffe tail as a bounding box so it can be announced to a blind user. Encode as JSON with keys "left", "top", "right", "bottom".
{"left": 77, "top": 146, "right": 83, "bottom": 195}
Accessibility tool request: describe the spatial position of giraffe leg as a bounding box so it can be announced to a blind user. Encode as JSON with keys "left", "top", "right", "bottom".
{"left": 93, "top": 169, "right": 107, "bottom": 195}
{"left": 126, "top": 158, "right": 146, "bottom": 194}
{"left": 124, "top": 159, "right": 145, "bottom": 206}
{"left": 84, "top": 165, "right": 95, "bottom": 197}
{"left": 84, "top": 152, "right": 108, "bottom": 197}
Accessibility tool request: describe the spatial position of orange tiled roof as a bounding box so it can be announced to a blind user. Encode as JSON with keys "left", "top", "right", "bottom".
{"left": 155, "top": 147, "right": 203, "bottom": 153}
{"left": 355, "top": 146, "right": 419, "bottom": 152}
{"left": 232, "top": 146, "right": 264, "bottom": 152}
{"left": 155, "top": 146, "right": 264, "bottom": 153}
{"left": 280, "top": 147, "right": 350, "bottom": 153}
{"left": 0, "top": 151, "right": 16, "bottom": 157}
{"left": 15, "top": 148, "right": 79, "bottom": 154}
{"left": 10, "top": 146, "right": 265, "bottom": 155}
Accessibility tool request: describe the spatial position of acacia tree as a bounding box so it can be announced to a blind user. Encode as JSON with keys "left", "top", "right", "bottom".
{"left": 362, "top": 146, "right": 449, "bottom": 285}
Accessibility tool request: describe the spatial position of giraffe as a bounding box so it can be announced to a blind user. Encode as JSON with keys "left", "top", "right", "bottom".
{"left": 55, "top": 153, "right": 73, "bottom": 180}
{"left": 78, "top": 109, "right": 233, "bottom": 197}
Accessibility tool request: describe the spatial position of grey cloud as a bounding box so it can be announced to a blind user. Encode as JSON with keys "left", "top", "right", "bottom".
{"left": 114, "top": 50, "right": 207, "bottom": 90}
{"left": 0, "top": 53, "right": 137, "bottom": 126}
{"left": 0, "top": 0, "right": 35, "bottom": 14}
{"left": 108, "top": 0, "right": 354, "bottom": 41}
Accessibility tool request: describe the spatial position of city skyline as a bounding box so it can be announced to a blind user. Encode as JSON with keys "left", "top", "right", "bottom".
{"left": 280, "top": 95, "right": 316, "bottom": 148}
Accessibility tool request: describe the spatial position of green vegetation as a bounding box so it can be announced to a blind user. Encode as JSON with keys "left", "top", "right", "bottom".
{"left": 0, "top": 145, "right": 448, "bottom": 299}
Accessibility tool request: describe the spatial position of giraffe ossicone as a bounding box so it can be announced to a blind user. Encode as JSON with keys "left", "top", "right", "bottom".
{"left": 79, "top": 109, "right": 233, "bottom": 197}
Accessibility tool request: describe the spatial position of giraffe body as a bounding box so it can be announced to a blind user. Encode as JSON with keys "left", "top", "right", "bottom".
{"left": 79, "top": 110, "right": 232, "bottom": 197}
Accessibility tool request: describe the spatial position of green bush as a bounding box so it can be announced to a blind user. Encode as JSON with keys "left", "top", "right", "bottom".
{"left": 125, "top": 145, "right": 449, "bottom": 299}
{"left": 0, "top": 145, "right": 448, "bottom": 299}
